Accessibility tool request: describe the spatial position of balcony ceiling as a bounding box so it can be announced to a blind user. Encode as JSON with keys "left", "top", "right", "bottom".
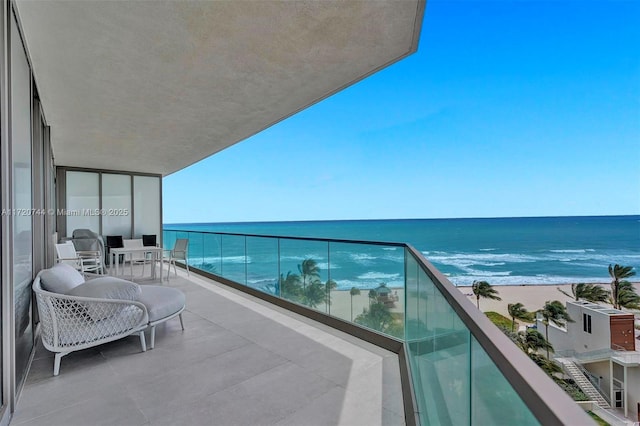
{"left": 16, "top": 0, "right": 424, "bottom": 176}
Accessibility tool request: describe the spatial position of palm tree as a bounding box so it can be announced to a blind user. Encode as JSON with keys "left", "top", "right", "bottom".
{"left": 516, "top": 328, "right": 554, "bottom": 355}
{"left": 506, "top": 328, "right": 560, "bottom": 375}
{"left": 557, "top": 283, "right": 609, "bottom": 303}
{"left": 609, "top": 264, "right": 637, "bottom": 310}
{"left": 368, "top": 289, "right": 377, "bottom": 306}
{"left": 615, "top": 281, "right": 640, "bottom": 310}
{"left": 302, "top": 280, "right": 326, "bottom": 308}
{"left": 298, "top": 258, "right": 320, "bottom": 290}
{"left": 279, "top": 271, "right": 301, "bottom": 301}
{"left": 324, "top": 279, "right": 338, "bottom": 307}
{"left": 540, "top": 300, "right": 573, "bottom": 359}
{"left": 507, "top": 303, "right": 530, "bottom": 332}
{"left": 471, "top": 280, "right": 501, "bottom": 310}
{"left": 350, "top": 287, "right": 361, "bottom": 321}
{"left": 503, "top": 325, "right": 565, "bottom": 379}
{"left": 528, "top": 353, "right": 563, "bottom": 376}
{"left": 355, "top": 302, "right": 393, "bottom": 333}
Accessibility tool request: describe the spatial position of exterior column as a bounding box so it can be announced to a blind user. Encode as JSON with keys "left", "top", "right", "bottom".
{"left": 610, "top": 360, "right": 613, "bottom": 408}
{"left": 624, "top": 365, "right": 628, "bottom": 418}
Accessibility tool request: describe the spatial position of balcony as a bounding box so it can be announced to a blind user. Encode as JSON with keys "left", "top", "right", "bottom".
{"left": 12, "top": 229, "right": 591, "bottom": 425}
{"left": 155, "top": 230, "right": 589, "bottom": 425}
{"left": 13, "top": 270, "right": 405, "bottom": 425}
{"left": 2, "top": 2, "right": 598, "bottom": 424}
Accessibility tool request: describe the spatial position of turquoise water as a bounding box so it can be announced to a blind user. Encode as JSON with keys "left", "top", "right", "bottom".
{"left": 164, "top": 215, "right": 639, "bottom": 287}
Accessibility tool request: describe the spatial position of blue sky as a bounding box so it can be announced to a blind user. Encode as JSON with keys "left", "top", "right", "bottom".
{"left": 164, "top": 0, "right": 640, "bottom": 224}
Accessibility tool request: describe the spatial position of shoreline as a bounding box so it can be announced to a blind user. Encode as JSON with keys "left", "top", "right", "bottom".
{"left": 456, "top": 282, "right": 640, "bottom": 319}
{"left": 324, "top": 282, "right": 640, "bottom": 324}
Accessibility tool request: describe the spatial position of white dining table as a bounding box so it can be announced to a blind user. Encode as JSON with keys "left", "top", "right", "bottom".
{"left": 110, "top": 246, "right": 164, "bottom": 279}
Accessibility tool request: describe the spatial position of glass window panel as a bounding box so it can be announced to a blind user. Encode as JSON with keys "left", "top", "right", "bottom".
{"left": 176, "top": 231, "right": 191, "bottom": 262}
{"left": 279, "top": 239, "right": 329, "bottom": 313}
{"left": 187, "top": 231, "right": 205, "bottom": 270}
{"left": 162, "top": 230, "right": 176, "bottom": 273}
{"left": 246, "top": 236, "right": 278, "bottom": 295}
{"left": 66, "top": 171, "right": 99, "bottom": 236}
{"left": 162, "top": 230, "right": 177, "bottom": 253}
{"left": 11, "top": 12, "right": 33, "bottom": 389}
{"left": 405, "top": 251, "right": 421, "bottom": 340}
{"left": 419, "top": 266, "right": 471, "bottom": 425}
{"left": 102, "top": 174, "right": 131, "bottom": 237}
{"left": 134, "top": 176, "right": 160, "bottom": 239}
{"left": 201, "top": 233, "right": 222, "bottom": 275}
{"left": 159, "top": 231, "right": 191, "bottom": 276}
{"left": 471, "top": 336, "right": 539, "bottom": 425}
{"left": 328, "top": 242, "right": 404, "bottom": 337}
{"left": 220, "top": 234, "right": 246, "bottom": 284}
{"left": 406, "top": 253, "right": 472, "bottom": 425}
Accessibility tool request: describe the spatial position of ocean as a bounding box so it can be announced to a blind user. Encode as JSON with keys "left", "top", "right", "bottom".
{"left": 164, "top": 215, "right": 639, "bottom": 289}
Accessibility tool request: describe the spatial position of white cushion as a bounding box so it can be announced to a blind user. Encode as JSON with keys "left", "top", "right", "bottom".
{"left": 138, "top": 286, "right": 185, "bottom": 323}
{"left": 39, "top": 263, "right": 84, "bottom": 293}
{"left": 67, "top": 277, "right": 141, "bottom": 301}
{"left": 66, "top": 277, "right": 141, "bottom": 321}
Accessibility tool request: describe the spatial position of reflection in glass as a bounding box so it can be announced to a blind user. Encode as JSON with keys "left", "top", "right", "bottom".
{"left": 102, "top": 174, "right": 131, "bottom": 237}
{"left": 328, "top": 242, "right": 404, "bottom": 338}
{"left": 201, "top": 233, "right": 222, "bottom": 275}
{"left": 279, "top": 239, "right": 330, "bottom": 313}
{"left": 404, "top": 252, "right": 540, "bottom": 425}
{"left": 220, "top": 234, "right": 246, "bottom": 284}
{"left": 471, "top": 336, "right": 539, "bottom": 425}
{"left": 133, "top": 176, "right": 160, "bottom": 238}
{"left": 12, "top": 12, "right": 33, "bottom": 389}
{"left": 66, "top": 171, "right": 99, "bottom": 236}
{"left": 246, "top": 236, "right": 278, "bottom": 295}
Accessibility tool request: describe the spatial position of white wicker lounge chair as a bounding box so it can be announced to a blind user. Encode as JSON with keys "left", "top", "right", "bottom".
{"left": 33, "top": 264, "right": 149, "bottom": 376}
{"left": 34, "top": 263, "right": 186, "bottom": 375}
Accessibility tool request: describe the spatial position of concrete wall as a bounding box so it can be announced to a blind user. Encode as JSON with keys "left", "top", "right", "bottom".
{"left": 584, "top": 361, "right": 611, "bottom": 398}
{"left": 626, "top": 366, "right": 640, "bottom": 422}
{"left": 584, "top": 361, "right": 640, "bottom": 421}
{"left": 536, "top": 320, "right": 571, "bottom": 353}
{"left": 566, "top": 302, "right": 611, "bottom": 354}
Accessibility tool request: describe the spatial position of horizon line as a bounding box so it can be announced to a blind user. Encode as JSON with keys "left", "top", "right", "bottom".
{"left": 163, "top": 213, "right": 640, "bottom": 226}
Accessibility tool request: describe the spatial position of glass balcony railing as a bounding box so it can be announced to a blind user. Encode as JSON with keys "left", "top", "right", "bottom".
{"left": 164, "top": 230, "right": 406, "bottom": 338}
{"left": 163, "top": 229, "right": 590, "bottom": 425}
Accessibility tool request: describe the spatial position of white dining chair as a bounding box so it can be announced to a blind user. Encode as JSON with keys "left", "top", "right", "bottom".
{"left": 55, "top": 241, "right": 104, "bottom": 275}
{"left": 167, "top": 238, "right": 189, "bottom": 278}
{"left": 122, "top": 239, "right": 150, "bottom": 277}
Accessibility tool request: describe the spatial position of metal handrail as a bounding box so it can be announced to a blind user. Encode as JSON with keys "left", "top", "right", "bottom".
{"left": 575, "top": 348, "right": 615, "bottom": 362}
{"left": 575, "top": 362, "right": 611, "bottom": 404}
{"left": 164, "top": 228, "right": 592, "bottom": 425}
{"left": 163, "top": 228, "right": 407, "bottom": 247}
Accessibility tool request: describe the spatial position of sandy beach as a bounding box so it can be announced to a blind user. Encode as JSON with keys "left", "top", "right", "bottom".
{"left": 457, "top": 282, "right": 640, "bottom": 319}
{"left": 457, "top": 283, "right": 590, "bottom": 319}
{"left": 327, "top": 282, "right": 640, "bottom": 325}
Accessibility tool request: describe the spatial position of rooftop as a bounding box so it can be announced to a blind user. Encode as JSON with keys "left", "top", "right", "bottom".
{"left": 568, "top": 300, "right": 633, "bottom": 317}
{"left": 13, "top": 270, "right": 404, "bottom": 425}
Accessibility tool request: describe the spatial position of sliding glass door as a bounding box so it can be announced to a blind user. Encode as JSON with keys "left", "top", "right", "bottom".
{"left": 102, "top": 173, "right": 132, "bottom": 237}
{"left": 59, "top": 168, "right": 161, "bottom": 242}
{"left": 11, "top": 8, "right": 33, "bottom": 392}
{"left": 65, "top": 171, "right": 100, "bottom": 236}
{"left": 0, "top": 6, "right": 52, "bottom": 422}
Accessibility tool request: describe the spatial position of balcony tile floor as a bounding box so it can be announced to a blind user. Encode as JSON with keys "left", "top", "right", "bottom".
{"left": 13, "top": 267, "right": 405, "bottom": 426}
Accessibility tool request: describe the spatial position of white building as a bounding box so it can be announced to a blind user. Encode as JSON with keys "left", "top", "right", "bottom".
{"left": 538, "top": 300, "right": 640, "bottom": 421}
